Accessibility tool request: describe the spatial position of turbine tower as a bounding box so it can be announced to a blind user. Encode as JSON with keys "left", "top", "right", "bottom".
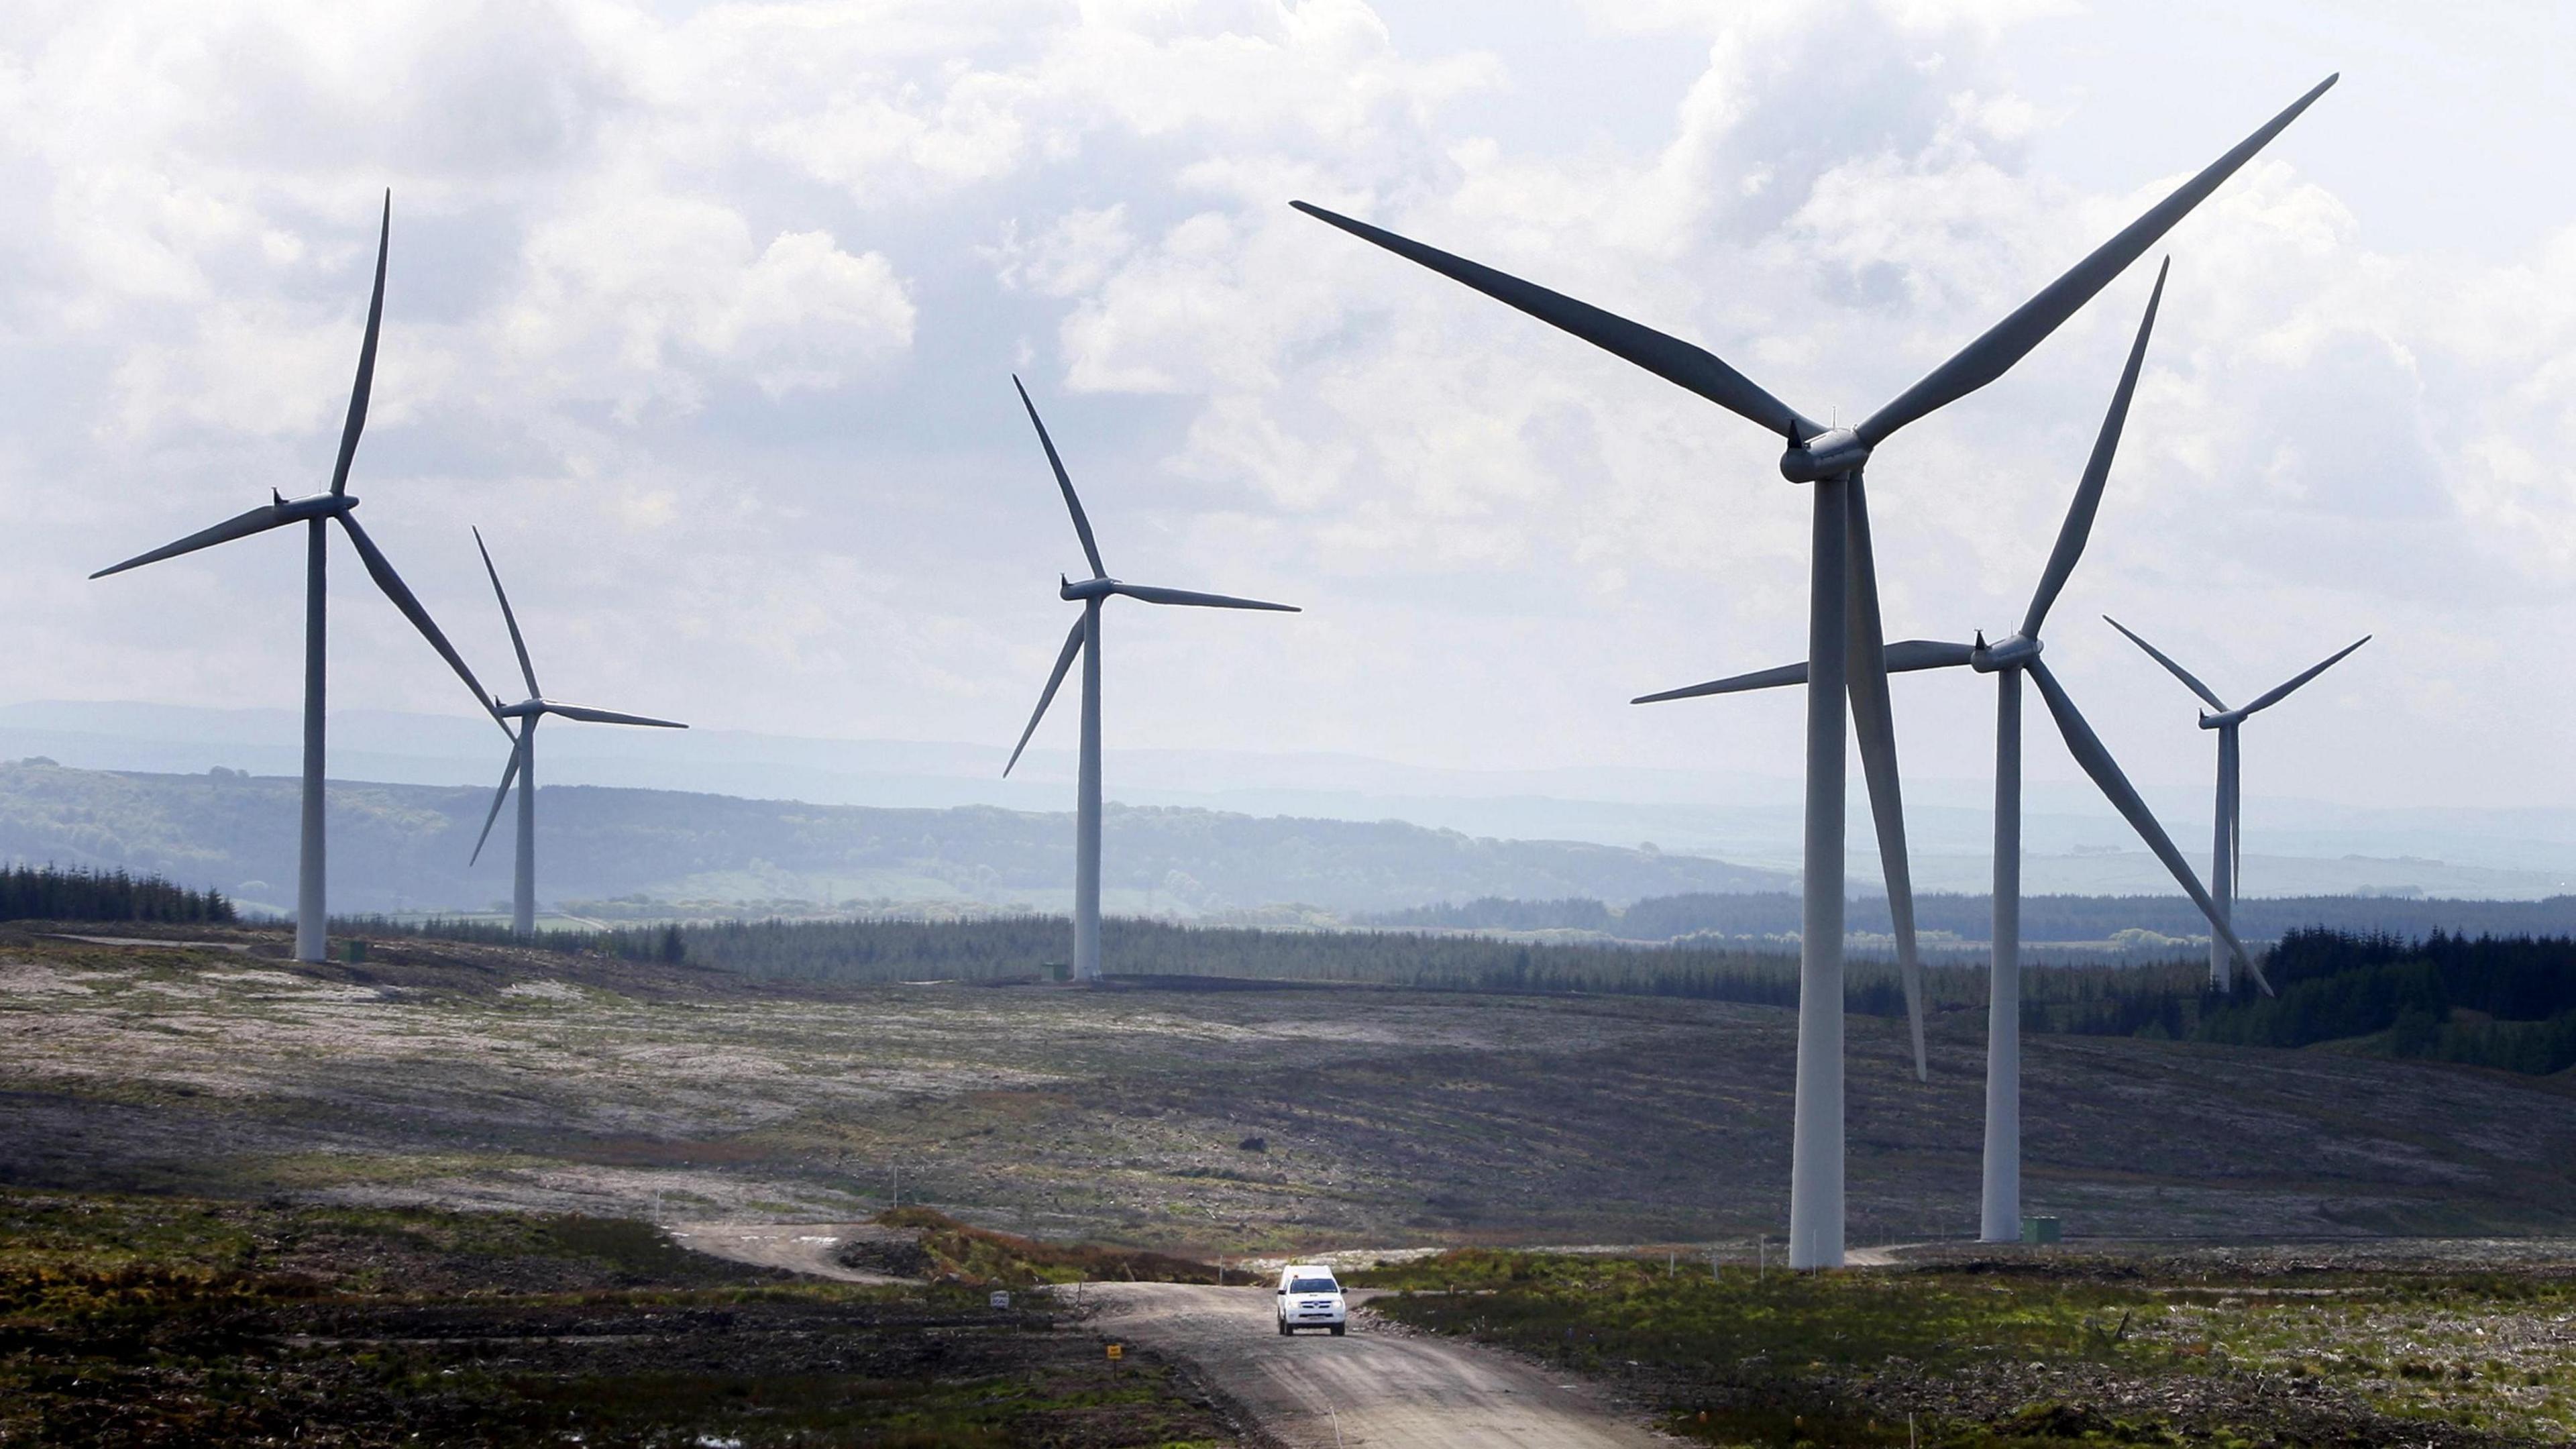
{"left": 468, "top": 528, "right": 688, "bottom": 937}
{"left": 92, "top": 194, "right": 496, "bottom": 963}
{"left": 1294, "top": 76, "right": 2334, "bottom": 1268}
{"left": 2105, "top": 617, "right": 2370, "bottom": 989}
{"left": 1637, "top": 260, "right": 2275, "bottom": 1245}
{"left": 1002, "top": 377, "right": 1299, "bottom": 981}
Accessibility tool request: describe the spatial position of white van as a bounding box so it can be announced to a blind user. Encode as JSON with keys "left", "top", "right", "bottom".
{"left": 1275, "top": 1263, "right": 1347, "bottom": 1336}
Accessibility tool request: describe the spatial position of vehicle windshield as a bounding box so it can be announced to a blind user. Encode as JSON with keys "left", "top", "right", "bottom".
{"left": 1291, "top": 1277, "right": 1338, "bottom": 1294}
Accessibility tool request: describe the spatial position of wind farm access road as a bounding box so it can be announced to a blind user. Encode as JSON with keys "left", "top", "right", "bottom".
{"left": 1085, "top": 1281, "right": 1662, "bottom": 1449}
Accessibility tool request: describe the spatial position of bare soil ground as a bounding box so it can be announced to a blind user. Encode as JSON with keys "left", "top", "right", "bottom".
{"left": 5, "top": 925, "right": 2573, "bottom": 1252}
{"left": 667, "top": 1220, "right": 918, "bottom": 1283}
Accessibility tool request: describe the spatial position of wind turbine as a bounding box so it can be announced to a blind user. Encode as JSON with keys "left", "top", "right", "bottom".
{"left": 2105, "top": 617, "right": 2370, "bottom": 990}
{"left": 1293, "top": 75, "right": 2333, "bottom": 1267}
{"left": 92, "top": 193, "right": 496, "bottom": 963}
{"left": 467, "top": 527, "right": 688, "bottom": 937}
{"left": 1002, "top": 376, "right": 1299, "bottom": 981}
{"left": 1636, "top": 260, "right": 2273, "bottom": 1244}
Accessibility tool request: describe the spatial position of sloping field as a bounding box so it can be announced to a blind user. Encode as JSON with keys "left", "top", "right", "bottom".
{"left": 2, "top": 926, "right": 2572, "bottom": 1250}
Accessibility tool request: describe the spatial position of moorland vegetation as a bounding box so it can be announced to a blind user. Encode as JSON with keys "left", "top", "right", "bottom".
{"left": 0, "top": 1189, "right": 1229, "bottom": 1447}
{"left": 1350, "top": 1246, "right": 2576, "bottom": 1446}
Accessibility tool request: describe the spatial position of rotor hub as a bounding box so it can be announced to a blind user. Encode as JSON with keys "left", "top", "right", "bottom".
{"left": 1778, "top": 428, "right": 1870, "bottom": 484}
{"left": 1972, "top": 633, "right": 2043, "bottom": 673}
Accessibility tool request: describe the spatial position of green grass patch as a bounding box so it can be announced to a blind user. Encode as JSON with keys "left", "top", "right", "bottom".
{"left": 1353, "top": 1249, "right": 2138, "bottom": 1377}
{"left": 1352, "top": 1249, "right": 2576, "bottom": 1446}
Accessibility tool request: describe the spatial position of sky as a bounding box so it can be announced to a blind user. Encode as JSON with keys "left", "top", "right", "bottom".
{"left": 3, "top": 0, "right": 2572, "bottom": 821}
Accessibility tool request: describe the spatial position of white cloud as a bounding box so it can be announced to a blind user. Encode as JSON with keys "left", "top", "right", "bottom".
{"left": 502, "top": 184, "right": 914, "bottom": 413}
{"left": 992, "top": 205, "right": 1136, "bottom": 298}
{"left": 3, "top": 0, "right": 2575, "bottom": 820}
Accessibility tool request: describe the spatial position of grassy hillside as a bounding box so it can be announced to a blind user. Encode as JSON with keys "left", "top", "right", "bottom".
{"left": 6, "top": 928, "right": 2575, "bottom": 1247}
{"left": 0, "top": 757, "right": 1785, "bottom": 916}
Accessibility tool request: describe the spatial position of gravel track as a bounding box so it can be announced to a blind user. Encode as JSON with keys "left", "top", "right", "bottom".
{"left": 1086, "top": 1281, "right": 1666, "bottom": 1449}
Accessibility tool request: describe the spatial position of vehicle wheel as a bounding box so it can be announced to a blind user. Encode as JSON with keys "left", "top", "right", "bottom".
{"left": 1330, "top": 1324, "right": 1345, "bottom": 1336}
{"left": 1277, "top": 1319, "right": 1291, "bottom": 1336}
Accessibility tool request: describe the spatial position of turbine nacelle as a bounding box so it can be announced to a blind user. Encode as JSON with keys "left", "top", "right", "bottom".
{"left": 2199, "top": 708, "right": 2243, "bottom": 730}
{"left": 1060, "top": 574, "right": 1120, "bottom": 602}
{"left": 274, "top": 491, "right": 357, "bottom": 522}
{"left": 1778, "top": 427, "right": 1870, "bottom": 484}
{"left": 494, "top": 698, "right": 547, "bottom": 720}
{"left": 1972, "top": 633, "right": 2043, "bottom": 674}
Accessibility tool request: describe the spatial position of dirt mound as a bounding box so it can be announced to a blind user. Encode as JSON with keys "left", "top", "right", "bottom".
{"left": 869, "top": 1208, "right": 1220, "bottom": 1285}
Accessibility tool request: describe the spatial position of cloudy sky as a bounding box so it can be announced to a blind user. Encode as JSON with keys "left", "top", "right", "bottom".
{"left": 5, "top": 0, "right": 2571, "bottom": 816}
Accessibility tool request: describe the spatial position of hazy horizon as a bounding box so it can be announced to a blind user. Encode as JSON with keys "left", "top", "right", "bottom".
{"left": 8, "top": 695, "right": 2572, "bottom": 900}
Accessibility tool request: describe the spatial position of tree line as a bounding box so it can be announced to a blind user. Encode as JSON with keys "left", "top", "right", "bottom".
{"left": 346, "top": 913, "right": 2163, "bottom": 1024}
{"left": 2191, "top": 928, "right": 2576, "bottom": 1075}
{"left": 1368, "top": 890, "right": 2576, "bottom": 946}
{"left": 0, "top": 864, "right": 235, "bottom": 924}
{"left": 350, "top": 913, "right": 2576, "bottom": 1079}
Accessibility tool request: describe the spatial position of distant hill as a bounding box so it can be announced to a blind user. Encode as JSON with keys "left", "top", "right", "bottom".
{"left": 12, "top": 699, "right": 2575, "bottom": 900}
{"left": 0, "top": 759, "right": 1790, "bottom": 918}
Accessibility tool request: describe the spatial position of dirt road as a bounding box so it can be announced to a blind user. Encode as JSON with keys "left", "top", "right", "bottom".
{"left": 669, "top": 1230, "right": 1660, "bottom": 1446}
{"left": 1086, "top": 1282, "right": 1664, "bottom": 1449}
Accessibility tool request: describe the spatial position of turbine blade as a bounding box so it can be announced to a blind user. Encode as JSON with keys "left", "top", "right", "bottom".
{"left": 1631, "top": 639, "right": 1970, "bottom": 706}
{"left": 1290, "top": 201, "right": 1818, "bottom": 441}
{"left": 1004, "top": 619, "right": 1086, "bottom": 777}
{"left": 2239, "top": 635, "right": 2371, "bottom": 717}
{"left": 1856, "top": 76, "right": 2334, "bottom": 446}
{"left": 1111, "top": 582, "right": 1300, "bottom": 612}
{"left": 473, "top": 527, "right": 542, "bottom": 700}
{"left": 331, "top": 191, "right": 391, "bottom": 497}
{"left": 1845, "top": 475, "right": 1927, "bottom": 1082}
{"left": 1884, "top": 639, "right": 1978, "bottom": 672}
{"left": 337, "top": 513, "right": 494, "bottom": 718}
{"left": 2104, "top": 615, "right": 2230, "bottom": 712}
{"left": 469, "top": 737, "right": 522, "bottom": 867}
{"left": 2022, "top": 258, "right": 2168, "bottom": 639}
{"left": 91, "top": 501, "right": 297, "bottom": 578}
{"left": 541, "top": 702, "right": 688, "bottom": 729}
{"left": 1012, "top": 376, "right": 1107, "bottom": 580}
{"left": 1633, "top": 661, "right": 1807, "bottom": 704}
{"left": 2028, "top": 659, "right": 2271, "bottom": 995}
